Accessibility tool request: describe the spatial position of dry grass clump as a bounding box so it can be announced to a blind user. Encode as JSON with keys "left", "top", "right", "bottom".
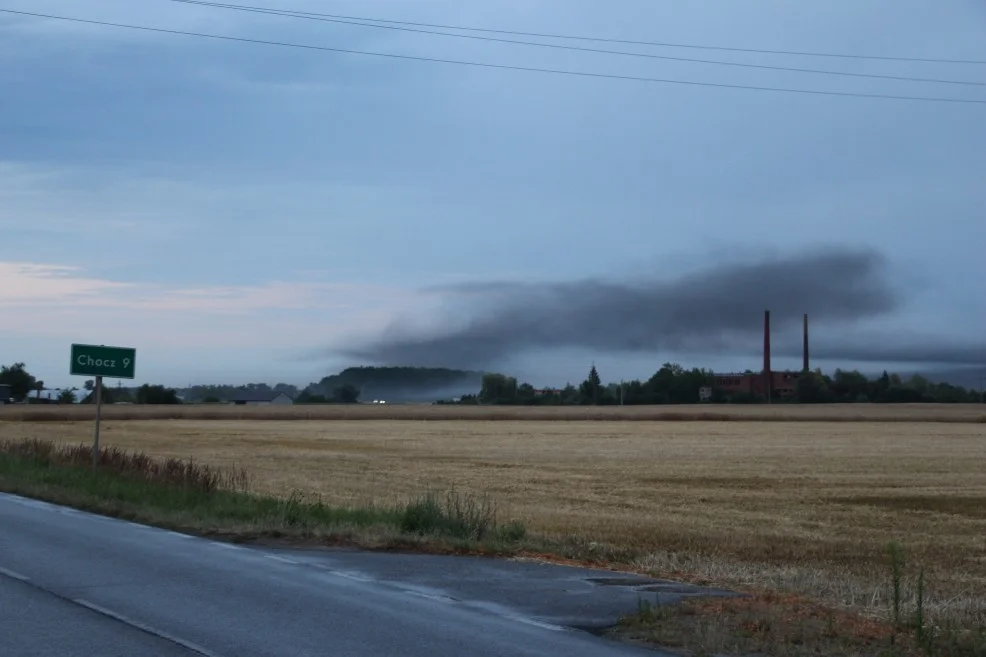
{"left": 3, "top": 403, "right": 984, "bottom": 423}
{"left": 0, "top": 437, "right": 249, "bottom": 493}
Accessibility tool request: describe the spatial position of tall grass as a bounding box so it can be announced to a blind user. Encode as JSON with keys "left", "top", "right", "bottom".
{"left": 0, "top": 438, "right": 526, "bottom": 549}
{"left": 0, "top": 437, "right": 249, "bottom": 493}
{"left": 884, "top": 542, "right": 986, "bottom": 657}
{"left": 400, "top": 490, "right": 527, "bottom": 542}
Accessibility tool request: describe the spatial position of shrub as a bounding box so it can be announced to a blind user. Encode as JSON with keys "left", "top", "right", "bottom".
{"left": 401, "top": 490, "right": 502, "bottom": 541}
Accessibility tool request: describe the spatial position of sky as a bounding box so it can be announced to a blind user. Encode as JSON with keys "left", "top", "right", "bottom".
{"left": 2, "top": 0, "right": 985, "bottom": 390}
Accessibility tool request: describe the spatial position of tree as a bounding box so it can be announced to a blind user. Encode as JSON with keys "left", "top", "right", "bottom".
{"left": 333, "top": 384, "right": 360, "bottom": 404}
{"left": 579, "top": 365, "right": 603, "bottom": 405}
{"left": 831, "top": 369, "right": 869, "bottom": 402}
{"left": 795, "top": 372, "right": 832, "bottom": 404}
{"left": 480, "top": 373, "right": 518, "bottom": 404}
{"left": 516, "top": 383, "right": 536, "bottom": 404}
{"left": 882, "top": 386, "right": 926, "bottom": 403}
{"left": 559, "top": 384, "right": 580, "bottom": 405}
{"left": 0, "top": 363, "right": 38, "bottom": 402}
{"left": 296, "top": 390, "right": 328, "bottom": 404}
{"left": 57, "top": 388, "right": 78, "bottom": 404}
{"left": 906, "top": 374, "right": 930, "bottom": 394}
{"left": 136, "top": 384, "right": 181, "bottom": 405}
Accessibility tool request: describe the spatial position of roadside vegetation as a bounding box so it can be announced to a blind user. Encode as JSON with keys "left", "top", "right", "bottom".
{"left": 0, "top": 438, "right": 526, "bottom": 550}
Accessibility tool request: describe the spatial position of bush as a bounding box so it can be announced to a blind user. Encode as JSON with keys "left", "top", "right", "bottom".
{"left": 401, "top": 490, "right": 502, "bottom": 541}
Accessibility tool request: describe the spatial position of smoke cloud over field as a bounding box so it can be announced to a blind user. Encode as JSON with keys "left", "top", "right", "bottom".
{"left": 343, "top": 247, "right": 984, "bottom": 369}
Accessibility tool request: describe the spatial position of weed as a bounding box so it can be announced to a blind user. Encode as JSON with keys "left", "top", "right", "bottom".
{"left": 888, "top": 541, "right": 906, "bottom": 634}
{"left": 632, "top": 594, "right": 669, "bottom": 623}
{"left": 400, "top": 490, "right": 504, "bottom": 541}
{"left": 497, "top": 520, "right": 527, "bottom": 542}
{"left": 879, "top": 544, "right": 986, "bottom": 657}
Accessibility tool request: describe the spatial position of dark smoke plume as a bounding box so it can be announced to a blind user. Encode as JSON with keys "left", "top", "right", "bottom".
{"left": 342, "top": 247, "right": 984, "bottom": 368}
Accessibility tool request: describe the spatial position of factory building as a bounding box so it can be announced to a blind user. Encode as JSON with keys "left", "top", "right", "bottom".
{"left": 710, "top": 311, "right": 810, "bottom": 402}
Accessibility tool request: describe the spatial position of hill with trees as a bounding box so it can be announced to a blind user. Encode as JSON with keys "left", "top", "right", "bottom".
{"left": 177, "top": 382, "right": 299, "bottom": 403}
{"left": 303, "top": 366, "right": 484, "bottom": 403}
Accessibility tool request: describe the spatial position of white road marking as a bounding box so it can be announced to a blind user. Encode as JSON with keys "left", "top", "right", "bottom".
{"left": 264, "top": 555, "right": 298, "bottom": 565}
{"left": 73, "top": 598, "right": 223, "bottom": 657}
{"left": 504, "top": 616, "right": 567, "bottom": 632}
{"left": 404, "top": 590, "right": 455, "bottom": 603}
{"left": 0, "top": 566, "right": 30, "bottom": 582}
{"left": 213, "top": 542, "right": 244, "bottom": 551}
{"left": 163, "top": 530, "right": 192, "bottom": 540}
{"left": 330, "top": 570, "right": 374, "bottom": 582}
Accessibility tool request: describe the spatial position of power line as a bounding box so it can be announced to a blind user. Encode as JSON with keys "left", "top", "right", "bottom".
{"left": 166, "top": 0, "right": 986, "bottom": 66}
{"left": 2, "top": 8, "right": 984, "bottom": 105}
{"left": 165, "top": 0, "right": 986, "bottom": 88}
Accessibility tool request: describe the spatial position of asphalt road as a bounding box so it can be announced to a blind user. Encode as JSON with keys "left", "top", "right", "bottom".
{"left": 0, "top": 493, "right": 733, "bottom": 656}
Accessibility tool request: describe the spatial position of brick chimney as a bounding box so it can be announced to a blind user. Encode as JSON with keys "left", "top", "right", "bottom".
{"left": 763, "top": 309, "right": 772, "bottom": 403}
{"left": 803, "top": 313, "right": 810, "bottom": 373}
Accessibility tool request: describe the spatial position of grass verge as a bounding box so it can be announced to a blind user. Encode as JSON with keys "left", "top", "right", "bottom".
{"left": 0, "top": 438, "right": 525, "bottom": 550}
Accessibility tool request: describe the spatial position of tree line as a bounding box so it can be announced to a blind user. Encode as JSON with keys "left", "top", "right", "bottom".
{"left": 3, "top": 361, "right": 983, "bottom": 406}
{"left": 453, "top": 364, "right": 984, "bottom": 406}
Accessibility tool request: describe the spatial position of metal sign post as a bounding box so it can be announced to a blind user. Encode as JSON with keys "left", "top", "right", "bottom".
{"left": 92, "top": 376, "right": 103, "bottom": 471}
{"left": 69, "top": 344, "right": 137, "bottom": 472}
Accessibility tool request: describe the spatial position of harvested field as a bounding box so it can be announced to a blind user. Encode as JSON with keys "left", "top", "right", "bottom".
{"left": 1, "top": 412, "right": 984, "bottom": 630}
{"left": 2, "top": 402, "right": 985, "bottom": 423}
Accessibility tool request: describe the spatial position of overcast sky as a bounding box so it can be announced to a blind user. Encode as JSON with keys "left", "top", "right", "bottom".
{"left": 2, "top": 0, "right": 984, "bottom": 389}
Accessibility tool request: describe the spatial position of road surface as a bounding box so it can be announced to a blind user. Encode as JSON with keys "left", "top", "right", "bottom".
{"left": 0, "top": 493, "right": 732, "bottom": 656}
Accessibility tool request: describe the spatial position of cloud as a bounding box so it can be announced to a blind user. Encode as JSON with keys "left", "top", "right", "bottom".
{"left": 0, "top": 262, "right": 133, "bottom": 303}
{"left": 342, "top": 246, "right": 985, "bottom": 369}
{"left": 1, "top": 261, "right": 415, "bottom": 348}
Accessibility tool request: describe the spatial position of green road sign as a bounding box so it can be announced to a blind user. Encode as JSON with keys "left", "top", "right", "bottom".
{"left": 70, "top": 344, "right": 137, "bottom": 379}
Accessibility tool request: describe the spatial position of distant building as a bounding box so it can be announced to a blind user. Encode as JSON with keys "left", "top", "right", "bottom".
{"left": 698, "top": 386, "right": 713, "bottom": 403}
{"left": 534, "top": 388, "right": 564, "bottom": 397}
{"left": 712, "top": 371, "right": 799, "bottom": 400}
{"left": 230, "top": 391, "right": 294, "bottom": 406}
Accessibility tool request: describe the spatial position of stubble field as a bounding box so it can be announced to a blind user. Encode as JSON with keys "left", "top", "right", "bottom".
{"left": 1, "top": 404, "right": 984, "bottom": 626}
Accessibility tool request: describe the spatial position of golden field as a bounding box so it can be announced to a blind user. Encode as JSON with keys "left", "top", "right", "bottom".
{"left": 2, "top": 404, "right": 985, "bottom": 625}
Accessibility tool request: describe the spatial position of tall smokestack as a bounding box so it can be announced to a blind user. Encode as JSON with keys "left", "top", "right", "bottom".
{"left": 763, "top": 309, "right": 772, "bottom": 403}
{"left": 803, "top": 313, "right": 810, "bottom": 373}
